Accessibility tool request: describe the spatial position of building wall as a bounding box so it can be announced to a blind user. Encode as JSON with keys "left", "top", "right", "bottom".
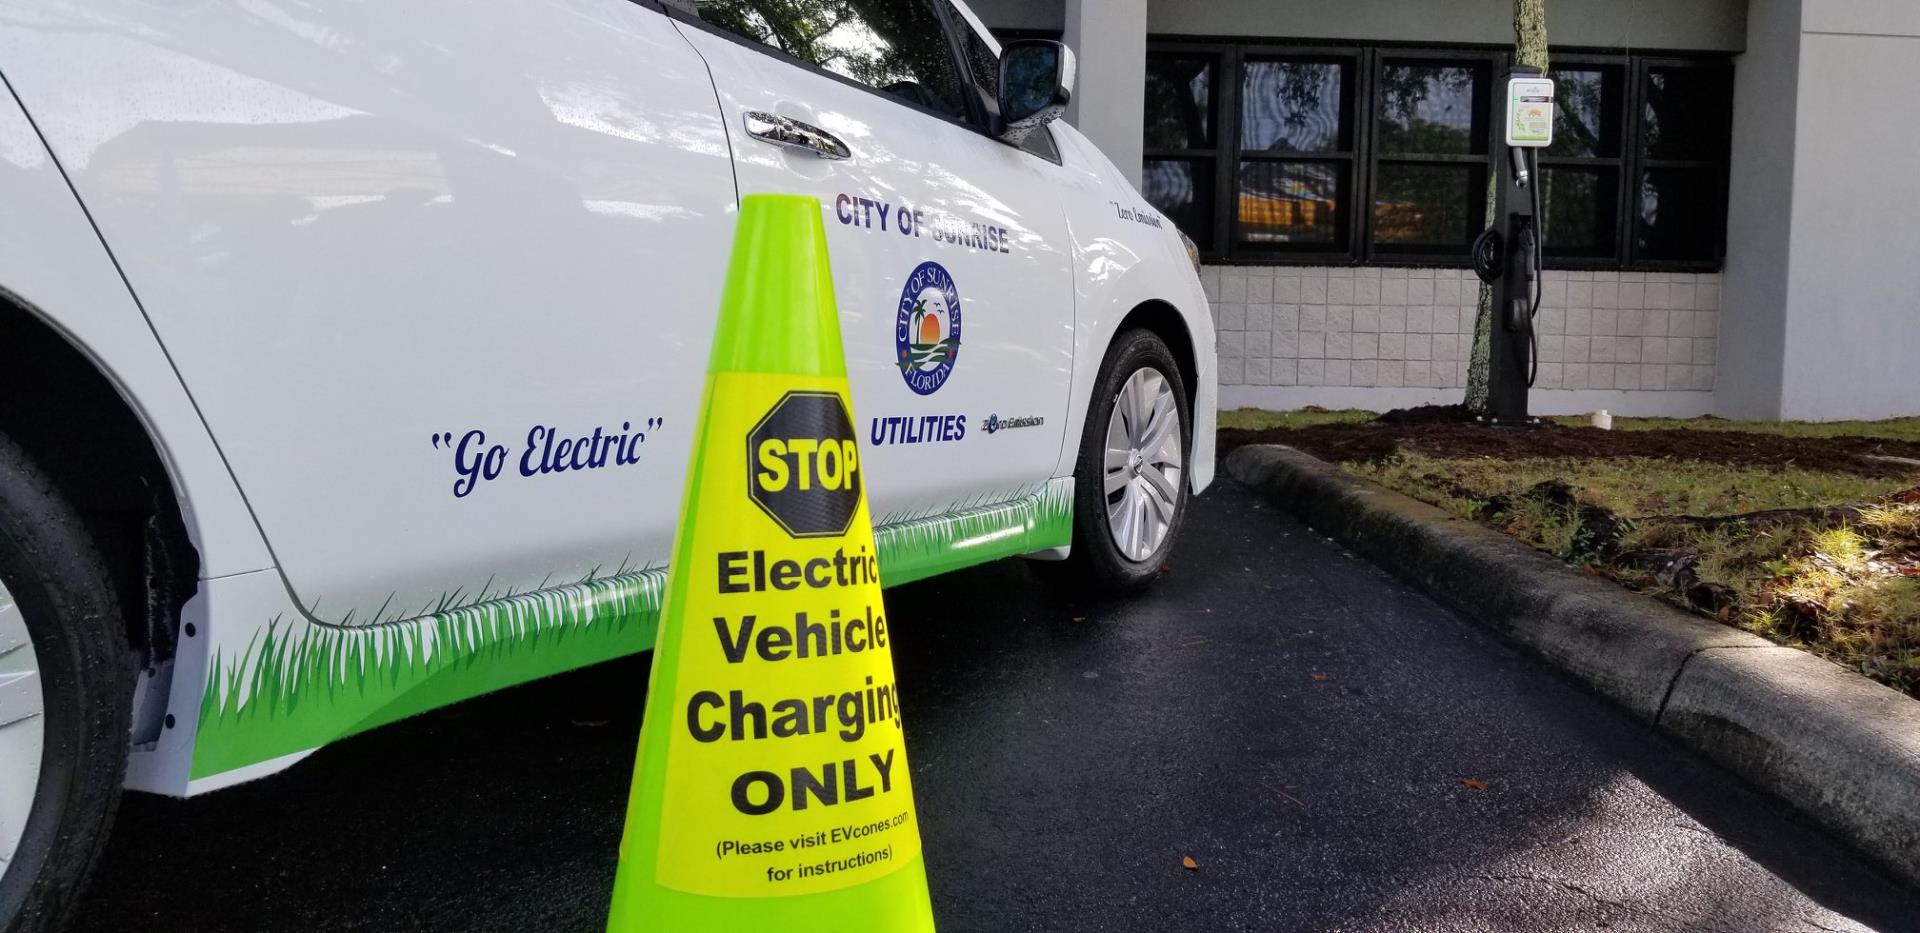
{"left": 1148, "top": 0, "right": 1745, "bottom": 50}
{"left": 1800, "top": 0, "right": 1920, "bottom": 36}
{"left": 1715, "top": 0, "right": 1799, "bottom": 418}
{"left": 1716, "top": 0, "right": 1920, "bottom": 421}
{"left": 967, "top": 0, "right": 1061, "bottom": 33}
{"left": 976, "top": 0, "right": 1918, "bottom": 419}
{"left": 970, "top": 0, "right": 1747, "bottom": 50}
{"left": 971, "top": 0, "right": 1749, "bottom": 416}
{"left": 1207, "top": 265, "right": 1720, "bottom": 415}
{"left": 1063, "top": 0, "right": 1146, "bottom": 188}
{"left": 1776, "top": 1, "right": 1920, "bottom": 420}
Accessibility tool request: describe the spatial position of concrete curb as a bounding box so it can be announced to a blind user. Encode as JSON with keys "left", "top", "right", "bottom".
{"left": 1226, "top": 443, "right": 1920, "bottom": 886}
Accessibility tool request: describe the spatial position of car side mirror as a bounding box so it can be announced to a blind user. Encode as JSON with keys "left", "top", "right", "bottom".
{"left": 997, "top": 40, "right": 1075, "bottom": 143}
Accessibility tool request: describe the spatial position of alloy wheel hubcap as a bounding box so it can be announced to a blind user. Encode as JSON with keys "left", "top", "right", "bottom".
{"left": 0, "top": 580, "right": 43, "bottom": 873}
{"left": 1103, "top": 367, "right": 1184, "bottom": 563}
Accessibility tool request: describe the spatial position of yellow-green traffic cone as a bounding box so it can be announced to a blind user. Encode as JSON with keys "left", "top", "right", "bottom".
{"left": 607, "top": 194, "right": 935, "bottom": 932}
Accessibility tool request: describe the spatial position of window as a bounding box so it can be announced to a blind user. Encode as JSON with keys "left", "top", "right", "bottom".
{"left": 1236, "top": 54, "right": 1357, "bottom": 257}
{"left": 947, "top": 3, "right": 998, "bottom": 100}
{"left": 1144, "top": 41, "right": 1732, "bottom": 270}
{"left": 1143, "top": 51, "right": 1221, "bottom": 250}
{"left": 1634, "top": 60, "right": 1733, "bottom": 264}
{"left": 1540, "top": 59, "right": 1626, "bottom": 259}
{"left": 1370, "top": 54, "right": 1492, "bottom": 258}
{"left": 945, "top": 6, "right": 1061, "bottom": 162}
{"left": 694, "top": 0, "right": 968, "bottom": 119}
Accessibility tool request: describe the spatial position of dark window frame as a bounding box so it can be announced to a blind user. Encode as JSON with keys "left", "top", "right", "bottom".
{"left": 1142, "top": 42, "right": 1234, "bottom": 253}
{"left": 1365, "top": 47, "right": 1500, "bottom": 264}
{"left": 1228, "top": 44, "right": 1366, "bottom": 264}
{"left": 1629, "top": 55, "right": 1734, "bottom": 269}
{"left": 1537, "top": 53, "right": 1630, "bottom": 268}
{"left": 1145, "top": 36, "right": 1733, "bottom": 273}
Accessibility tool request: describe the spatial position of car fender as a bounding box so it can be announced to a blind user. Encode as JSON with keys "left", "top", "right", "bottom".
{"left": 0, "top": 73, "right": 276, "bottom": 793}
{"left": 1050, "top": 124, "right": 1217, "bottom": 494}
{"left": 0, "top": 81, "right": 271, "bottom": 578}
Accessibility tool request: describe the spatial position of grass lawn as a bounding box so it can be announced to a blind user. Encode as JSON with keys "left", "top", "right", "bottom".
{"left": 1353, "top": 453, "right": 1911, "bottom": 522}
{"left": 1226, "top": 408, "right": 1920, "bottom": 697}
{"left": 1223, "top": 406, "right": 1920, "bottom": 442}
{"left": 1550, "top": 415, "right": 1920, "bottom": 442}
{"left": 1218, "top": 407, "right": 1375, "bottom": 431}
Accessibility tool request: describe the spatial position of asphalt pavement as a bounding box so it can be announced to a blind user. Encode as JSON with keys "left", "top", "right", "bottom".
{"left": 72, "top": 481, "right": 1920, "bottom": 931}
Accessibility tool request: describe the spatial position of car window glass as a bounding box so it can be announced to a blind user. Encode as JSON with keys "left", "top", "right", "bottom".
{"left": 945, "top": 3, "right": 998, "bottom": 99}
{"left": 695, "top": 0, "right": 967, "bottom": 119}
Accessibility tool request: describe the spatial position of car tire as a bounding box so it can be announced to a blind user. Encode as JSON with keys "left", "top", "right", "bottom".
{"left": 0, "top": 433, "right": 129, "bottom": 933}
{"left": 1062, "top": 329, "right": 1191, "bottom": 591}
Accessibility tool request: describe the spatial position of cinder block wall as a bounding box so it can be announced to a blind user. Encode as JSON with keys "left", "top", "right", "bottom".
{"left": 1204, "top": 265, "right": 1722, "bottom": 409}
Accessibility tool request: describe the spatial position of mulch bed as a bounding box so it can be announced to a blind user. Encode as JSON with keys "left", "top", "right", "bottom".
{"left": 1221, "top": 406, "right": 1920, "bottom": 478}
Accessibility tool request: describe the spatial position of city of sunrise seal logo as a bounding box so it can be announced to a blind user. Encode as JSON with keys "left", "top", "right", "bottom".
{"left": 894, "top": 261, "right": 961, "bottom": 396}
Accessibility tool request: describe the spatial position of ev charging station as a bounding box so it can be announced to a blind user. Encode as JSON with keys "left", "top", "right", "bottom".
{"left": 1473, "top": 67, "right": 1555, "bottom": 423}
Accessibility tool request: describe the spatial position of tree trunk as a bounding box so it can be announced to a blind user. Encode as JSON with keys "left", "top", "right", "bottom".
{"left": 1467, "top": 0, "right": 1550, "bottom": 414}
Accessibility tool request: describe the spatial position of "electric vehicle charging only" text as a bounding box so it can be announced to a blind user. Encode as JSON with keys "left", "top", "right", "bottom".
{"left": 727, "top": 751, "right": 898, "bottom": 815}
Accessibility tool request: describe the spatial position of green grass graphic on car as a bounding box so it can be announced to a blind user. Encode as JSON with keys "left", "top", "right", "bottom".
{"left": 191, "top": 479, "right": 1073, "bottom": 779}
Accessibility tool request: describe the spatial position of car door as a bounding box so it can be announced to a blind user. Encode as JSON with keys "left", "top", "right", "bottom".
{"left": 0, "top": 0, "right": 738, "bottom": 623}
{"left": 668, "top": 0, "right": 1076, "bottom": 525}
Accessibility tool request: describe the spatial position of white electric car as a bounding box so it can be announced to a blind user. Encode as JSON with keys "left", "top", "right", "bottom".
{"left": 0, "top": 0, "right": 1216, "bottom": 927}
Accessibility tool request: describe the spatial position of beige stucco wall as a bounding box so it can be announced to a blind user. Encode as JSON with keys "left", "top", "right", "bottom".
{"left": 1715, "top": 0, "right": 1797, "bottom": 418}
{"left": 1775, "top": 2, "right": 1920, "bottom": 420}
{"left": 1719, "top": 0, "right": 1920, "bottom": 420}
{"left": 1206, "top": 266, "right": 1722, "bottom": 416}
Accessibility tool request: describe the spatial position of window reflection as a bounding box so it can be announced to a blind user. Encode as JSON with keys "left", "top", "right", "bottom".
{"left": 1143, "top": 159, "right": 1215, "bottom": 248}
{"left": 1142, "top": 42, "right": 1730, "bottom": 267}
{"left": 1542, "top": 167, "right": 1618, "bottom": 256}
{"left": 1376, "top": 62, "right": 1486, "bottom": 155}
{"left": 1145, "top": 55, "right": 1213, "bottom": 150}
{"left": 1238, "top": 161, "right": 1343, "bottom": 246}
{"left": 1373, "top": 164, "right": 1479, "bottom": 247}
{"left": 1240, "top": 60, "right": 1346, "bottom": 153}
{"left": 1644, "top": 67, "right": 1730, "bottom": 161}
{"left": 947, "top": 3, "right": 998, "bottom": 97}
{"left": 1548, "top": 66, "right": 1622, "bottom": 159}
{"left": 1542, "top": 64, "right": 1624, "bottom": 261}
{"left": 696, "top": 0, "right": 966, "bottom": 118}
{"left": 1638, "top": 169, "right": 1717, "bottom": 261}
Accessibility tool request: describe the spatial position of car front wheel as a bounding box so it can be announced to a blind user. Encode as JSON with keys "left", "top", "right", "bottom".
{"left": 0, "top": 434, "right": 128, "bottom": 933}
{"left": 1064, "top": 329, "right": 1191, "bottom": 590}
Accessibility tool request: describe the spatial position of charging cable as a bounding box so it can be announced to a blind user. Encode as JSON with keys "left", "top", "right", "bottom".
{"left": 1528, "top": 148, "right": 1544, "bottom": 388}
{"left": 1510, "top": 146, "right": 1546, "bottom": 388}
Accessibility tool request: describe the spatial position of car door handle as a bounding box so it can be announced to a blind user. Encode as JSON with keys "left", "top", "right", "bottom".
{"left": 743, "top": 111, "right": 851, "bottom": 160}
